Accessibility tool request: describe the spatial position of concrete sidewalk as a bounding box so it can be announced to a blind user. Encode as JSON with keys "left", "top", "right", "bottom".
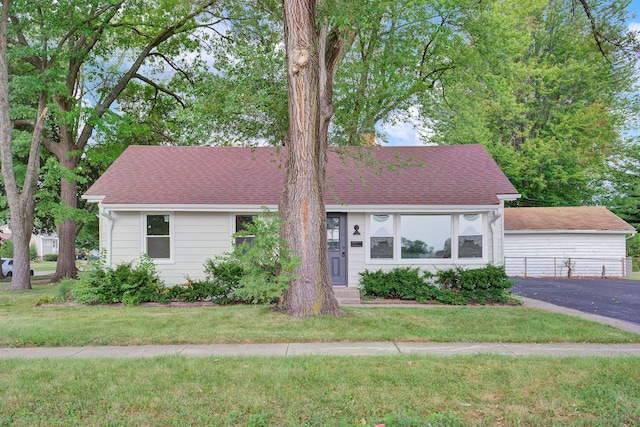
{"left": 2, "top": 342, "right": 640, "bottom": 359}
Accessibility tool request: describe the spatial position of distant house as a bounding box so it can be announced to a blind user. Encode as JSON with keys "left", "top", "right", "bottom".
{"left": 83, "top": 145, "right": 520, "bottom": 286}
{"left": 504, "top": 206, "right": 636, "bottom": 278}
{"left": 0, "top": 225, "right": 59, "bottom": 260}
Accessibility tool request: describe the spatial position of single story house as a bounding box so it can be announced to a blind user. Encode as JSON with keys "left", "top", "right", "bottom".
{"left": 83, "top": 144, "right": 520, "bottom": 286}
{"left": 0, "top": 225, "right": 59, "bottom": 260}
{"left": 504, "top": 206, "right": 636, "bottom": 278}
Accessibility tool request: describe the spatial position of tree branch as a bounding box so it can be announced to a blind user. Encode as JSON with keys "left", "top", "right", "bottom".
{"left": 74, "top": 0, "right": 220, "bottom": 151}
{"left": 133, "top": 73, "right": 185, "bottom": 107}
{"left": 148, "top": 52, "right": 195, "bottom": 85}
{"left": 576, "top": 0, "right": 611, "bottom": 63}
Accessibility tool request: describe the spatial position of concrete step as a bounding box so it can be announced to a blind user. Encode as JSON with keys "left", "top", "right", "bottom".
{"left": 333, "top": 287, "right": 361, "bottom": 306}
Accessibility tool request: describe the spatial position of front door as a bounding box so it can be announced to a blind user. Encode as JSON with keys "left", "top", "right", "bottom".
{"left": 327, "top": 213, "right": 347, "bottom": 286}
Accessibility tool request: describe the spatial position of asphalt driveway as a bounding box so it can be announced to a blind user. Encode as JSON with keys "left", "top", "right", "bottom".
{"left": 512, "top": 278, "right": 640, "bottom": 326}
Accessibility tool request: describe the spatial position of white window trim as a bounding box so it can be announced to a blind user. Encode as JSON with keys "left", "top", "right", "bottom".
{"left": 141, "top": 212, "right": 175, "bottom": 264}
{"left": 454, "top": 213, "right": 487, "bottom": 262}
{"left": 365, "top": 213, "right": 488, "bottom": 264}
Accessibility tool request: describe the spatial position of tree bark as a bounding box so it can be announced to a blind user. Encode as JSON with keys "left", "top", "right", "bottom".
{"left": 0, "top": 0, "right": 46, "bottom": 290}
{"left": 280, "top": 0, "right": 342, "bottom": 317}
{"left": 53, "top": 150, "right": 80, "bottom": 281}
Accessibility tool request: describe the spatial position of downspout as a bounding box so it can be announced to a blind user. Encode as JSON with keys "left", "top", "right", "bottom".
{"left": 489, "top": 211, "right": 502, "bottom": 265}
{"left": 99, "top": 208, "right": 114, "bottom": 267}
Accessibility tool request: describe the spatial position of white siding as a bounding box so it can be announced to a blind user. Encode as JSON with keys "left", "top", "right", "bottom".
{"left": 347, "top": 213, "right": 366, "bottom": 287}
{"left": 110, "top": 211, "right": 143, "bottom": 264}
{"left": 107, "top": 211, "right": 231, "bottom": 285}
{"left": 504, "top": 233, "right": 628, "bottom": 277}
{"left": 104, "top": 209, "right": 507, "bottom": 287}
{"left": 162, "top": 212, "right": 230, "bottom": 284}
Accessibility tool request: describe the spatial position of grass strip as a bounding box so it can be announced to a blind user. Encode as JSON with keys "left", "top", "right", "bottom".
{"left": 1, "top": 284, "right": 639, "bottom": 347}
{"left": 1, "top": 355, "right": 639, "bottom": 426}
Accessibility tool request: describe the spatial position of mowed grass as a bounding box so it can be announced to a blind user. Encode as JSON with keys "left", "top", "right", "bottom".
{"left": 1, "top": 282, "right": 639, "bottom": 347}
{"left": 1, "top": 355, "right": 639, "bottom": 426}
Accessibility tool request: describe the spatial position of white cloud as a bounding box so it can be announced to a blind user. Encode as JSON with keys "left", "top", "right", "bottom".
{"left": 629, "top": 22, "right": 640, "bottom": 33}
{"left": 378, "top": 106, "right": 434, "bottom": 146}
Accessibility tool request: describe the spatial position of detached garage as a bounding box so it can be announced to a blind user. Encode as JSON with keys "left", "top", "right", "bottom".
{"left": 504, "top": 206, "right": 636, "bottom": 278}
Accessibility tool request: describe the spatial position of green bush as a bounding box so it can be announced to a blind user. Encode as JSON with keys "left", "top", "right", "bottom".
{"left": 1, "top": 239, "right": 13, "bottom": 258}
{"left": 359, "top": 267, "right": 430, "bottom": 300}
{"left": 57, "top": 278, "right": 74, "bottom": 301}
{"left": 359, "top": 265, "right": 514, "bottom": 305}
{"left": 44, "top": 253, "right": 58, "bottom": 262}
{"left": 30, "top": 243, "right": 38, "bottom": 261}
{"left": 160, "top": 275, "right": 239, "bottom": 305}
{"left": 71, "top": 255, "right": 164, "bottom": 306}
{"left": 207, "top": 210, "right": 299, "bottom": 305}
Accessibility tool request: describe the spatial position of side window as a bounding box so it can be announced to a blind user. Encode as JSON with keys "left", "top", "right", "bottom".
{"left": 235, "top": 215, "right": 256, "bottom": 247}
{"left": 458, "top": 214, "right": 483, "bottom": 258}
{"left": 146, "top": 214, "right": 171, "bottom": 259}
{"left": 370, "top": 215, "right": 394, "bottom": 259}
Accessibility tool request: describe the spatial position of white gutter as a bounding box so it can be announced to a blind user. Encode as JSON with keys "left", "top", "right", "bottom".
{"left": 489, "top": 210, "right": 502, "bottom": 265}
{"left": 99, "top": 207, "right": 114, "bottom": 267}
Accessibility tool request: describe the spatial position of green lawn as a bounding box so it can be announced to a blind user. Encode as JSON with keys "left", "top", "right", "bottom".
{"left": 30, "top": 260, "right": 57, "bottom": 271}
{"left": 1, "top": 282, "right": 639, "bottom": 347}
{"left": 1, "top": 355, "right": 639, "bottom": 426}
{"left": 1, "top": 282, "right": 640, "bottom": 426}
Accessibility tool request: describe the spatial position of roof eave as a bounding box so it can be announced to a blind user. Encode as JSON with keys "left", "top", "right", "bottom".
{"left": 498, "top": 193, "right": 521, "bottom": 202}
{"left": 82, "top": 195, "right": 105, "bottom": 203}
{"left": 505, "top": 229, "right": 636, "bottom": 235}
{"left": 94, "top": 202, "right": 506, "bottom": 213}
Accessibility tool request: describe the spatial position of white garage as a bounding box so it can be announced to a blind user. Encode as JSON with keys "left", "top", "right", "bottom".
{"left": 504, "top": 206, "right": 636, "bottom": 278}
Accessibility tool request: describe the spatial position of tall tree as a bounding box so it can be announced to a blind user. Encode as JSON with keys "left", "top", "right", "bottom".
{"left": 6, "top": 0, "right": 223, "bottom": 282}
{"left": 279, "top": 0, "right": 347, "bottom": 316}
{"left": 0, "top": 0, "right": 47, "bottom": 289}
{"left": 424, "top": 0, "right": 638, "bottom": 206}
{"left": 202, "top": 0, "right": 479, "bottom": 316}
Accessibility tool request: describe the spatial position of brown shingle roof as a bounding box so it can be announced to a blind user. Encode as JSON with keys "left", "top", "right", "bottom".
{"left": 84, "top": 144, "right": 519, "bottom": 206}
{"left": 505, "top": 206, "right": 636, "bottom": 232}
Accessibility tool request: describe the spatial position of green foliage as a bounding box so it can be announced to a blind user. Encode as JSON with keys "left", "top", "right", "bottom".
{"left": 228, "top": 211, "right": 299, "bottom": 305}
{"left": 1, "top": 239, "right": 13, "bottom": 258}
{"left": 160, "top": 276, "right": 239, "bottom": 305}
{"left": 436, "top": 265, "right": 515, "bottom": 304}
{"left": 202, "top": 210, "right": 299, "bottom": 305}
{"left": 358, "top": 267, "right": 430, "bottom": 300}
{"left": 43, "top": 253, "right": 58, "bottom": 262}
{"left": 34, "top": 295, "right": 57, "bottom": 306}
{"left": 70, "top": 255, "right": 164, "bottom": 306}
{"left": 56, "top": 278, "right": 74, "bottom": 301}
{"left": 29, "top": 243, "right": 37, "bottom": 261}
{"left": 423, "top": 0, "right": 637, "bottom": 207}
{"left": 360, "top": 265, "right": 515, "bottom": 305}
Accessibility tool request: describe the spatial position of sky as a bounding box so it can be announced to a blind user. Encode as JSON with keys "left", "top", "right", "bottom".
{"left": 381, "top": 0, "right": 640, "bottom": 146}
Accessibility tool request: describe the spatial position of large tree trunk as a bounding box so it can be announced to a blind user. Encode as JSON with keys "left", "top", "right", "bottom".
{"left": 0, "top": 0, "right": 44, "bottom": 290}
{"left": 53, "top": 149, "right": 80, "bottom": 281}
{"left": 280, "top": 0, "right": 342, "bottom": 317}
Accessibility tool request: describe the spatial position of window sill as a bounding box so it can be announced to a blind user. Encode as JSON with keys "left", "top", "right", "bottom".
{"left": 150, "top": 259, "right": 175, "bottom": 265}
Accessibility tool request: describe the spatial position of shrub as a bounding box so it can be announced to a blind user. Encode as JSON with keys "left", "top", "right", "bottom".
{"left": 29, "top": 243, "right": 38, "bottom": 261}
{"left": 44, "top": 253, "right": 58, "bottom": 262}
{"left": 359, "top": 265, "right": 514, "bottom": 304}
{"left": 207, "top": 209, "right": 299, "bottom": 305}
{"left": 359, "top": 267, "right": 430, "bottom": 299}
{"left": 57, "top": 278, "right": 74, "bottom": 301}
{"left": 435, "top": 265, "right": 514, "bottom": 303}
{"left": 1, "top": 239, "right": 13, "bottom": 258}
{"left": 71, "top": 255, "right": 164, "bottom": 306}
